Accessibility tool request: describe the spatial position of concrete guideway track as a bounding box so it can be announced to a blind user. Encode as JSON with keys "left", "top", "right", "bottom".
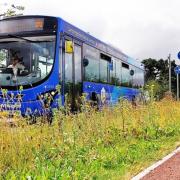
{"left": 132, "top": 147, "right": 180, "bottom": 180}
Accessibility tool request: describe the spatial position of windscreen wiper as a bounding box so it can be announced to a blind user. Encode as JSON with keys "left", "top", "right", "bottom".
{"left": 7, "top": 34, "right": 36, "bottom": 43}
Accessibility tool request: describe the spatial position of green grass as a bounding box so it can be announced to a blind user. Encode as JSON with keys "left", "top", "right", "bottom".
{"left": 0, "top": 98, "right": 180, "bottom": 179}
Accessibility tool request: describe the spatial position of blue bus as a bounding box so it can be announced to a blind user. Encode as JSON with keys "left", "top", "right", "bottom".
{"left": 0, "top": 15, "right": 144, "bottom": 115}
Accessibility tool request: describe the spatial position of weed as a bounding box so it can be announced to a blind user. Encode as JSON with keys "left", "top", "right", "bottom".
{"left": 0, "top": 98, "right": 179, "bottom": 179}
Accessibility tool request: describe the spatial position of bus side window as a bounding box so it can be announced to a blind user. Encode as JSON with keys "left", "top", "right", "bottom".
{"left": 99, "top": 53, "right": 111, "bottom": 84}
{"left": 115, "top": 59, "right": 122, "bottom": 86}
{"left": 83, "top": 44, "right": 99, "bottom": 82}
{"left": 129, "top": 65, "right": 135, "bottom": 88}
{"left": 110, "top": 58, "right": 116, "bottom": 85}
{"left": 137, "top": 68, "right": 144, "bottom": 87}
{"left": 84, "top": 57, "right": 99, "bottom": 82}
{"left": 133, "top": 67, "right": 143, "bottom": 88}
{"left": 121, "top": 62, "right": 130, "bottom": 87}
{"left": 133, "top": 67, "right": 138, "bottom": 88}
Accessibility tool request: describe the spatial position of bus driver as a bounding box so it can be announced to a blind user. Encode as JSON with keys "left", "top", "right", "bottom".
{"left": 8, "top": 56, "right": 25, "bottom": 80}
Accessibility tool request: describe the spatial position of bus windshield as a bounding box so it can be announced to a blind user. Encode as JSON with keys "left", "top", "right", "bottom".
{"left": 0, "top": 35, "right": 56, "bottom": 87}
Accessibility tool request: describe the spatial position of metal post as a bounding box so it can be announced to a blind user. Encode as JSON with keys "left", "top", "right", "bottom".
{"left": 177, "top": 74, "right": 179, "bottom": 101}
{"left": 168, "top": 54, "right": 171, "bottom": 93}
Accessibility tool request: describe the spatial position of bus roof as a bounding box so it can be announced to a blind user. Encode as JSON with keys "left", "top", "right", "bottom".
{"left": 1, "top": 15, "right": 143, "bottom": 69}
{"left": 60, "top": 18, "right": 143, "bottom": 69}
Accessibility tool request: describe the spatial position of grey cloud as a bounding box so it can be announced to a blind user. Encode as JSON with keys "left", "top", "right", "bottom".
{"left": 5, "top": 0, "right": 180, "bottom": 61}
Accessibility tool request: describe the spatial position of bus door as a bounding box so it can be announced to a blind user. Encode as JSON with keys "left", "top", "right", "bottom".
{"left": 63, "top": 38, "right": 82, "bottom": 110}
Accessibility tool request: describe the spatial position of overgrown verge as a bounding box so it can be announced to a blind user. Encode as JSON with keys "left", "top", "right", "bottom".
{"left": 0, "top": 98, "right": 180, "bottom": 179}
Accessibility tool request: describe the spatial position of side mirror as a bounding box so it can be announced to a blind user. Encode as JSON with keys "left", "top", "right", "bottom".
{"left": 130, "top": 69, "right": 134, "bottom": 76}
{"left": 83, "top": 58, "right": 89, "bottom": 67}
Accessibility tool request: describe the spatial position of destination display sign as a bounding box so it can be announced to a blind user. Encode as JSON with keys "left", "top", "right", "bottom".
{"left": 0, "top": 18, "right": 44, "bottom": 34}
{"left": 0, "top": 17, "right": 57, "bottom": 35}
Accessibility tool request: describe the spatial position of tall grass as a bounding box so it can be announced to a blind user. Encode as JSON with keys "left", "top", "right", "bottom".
{"left": 0, "top": 97, "right": 180, "bottom": 179}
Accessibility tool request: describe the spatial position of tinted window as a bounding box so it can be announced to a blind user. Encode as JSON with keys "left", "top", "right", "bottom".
{"left": 85, "top": 59, "right": 99, "bottom": 82}
{"left": 74, "top": 45, "right": 82, "bottom": 83}
{"left": 84, "top": 44, "right": 99, "bottom": 82}
{"left": 116, "top": 60, "right": 121, "bottom": 86}
{"left": 137, "top": 68, "right": 144, "bottom": 87}
{"left": 110, "top": 58, "right": 116, "bottom": 85}
{"left": 132, "top": 67, "right": 144, "bottom": 88}
{"left": 133, "top": 67, "right": 138, "bottom": 88}
{"left": 121, "top": 63, "right": 130, "bottom": 87}
{"left": 100, "top": 58, "right": 108, "bottom": 83}
{"left": 65, "top": 53, "right": 73, "bottom": 83}
{"left": 129, "top": 65, "right": 135, "bottom": 88}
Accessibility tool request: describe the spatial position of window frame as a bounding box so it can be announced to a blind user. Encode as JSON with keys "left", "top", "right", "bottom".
{"left": 99, "top": 53, "right": 111, "bottom": 84}
{"left": 83, "top": 44, "right": 100, "bottom": 83}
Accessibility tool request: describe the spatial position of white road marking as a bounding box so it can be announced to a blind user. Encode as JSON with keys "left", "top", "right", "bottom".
{"left": 131, "top": 146, "right": 180, "bottom": 180}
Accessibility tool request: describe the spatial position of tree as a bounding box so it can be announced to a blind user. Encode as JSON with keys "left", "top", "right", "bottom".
{"left": 0, "top": 4, "right": 24, "bottom": 18}
{"left": 142, "top": 58, "right": 177, "bottom": 98}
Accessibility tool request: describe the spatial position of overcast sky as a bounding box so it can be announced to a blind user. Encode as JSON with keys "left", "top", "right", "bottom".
{"left": 1, "top": 0, "right": 180, "bottom": 62}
